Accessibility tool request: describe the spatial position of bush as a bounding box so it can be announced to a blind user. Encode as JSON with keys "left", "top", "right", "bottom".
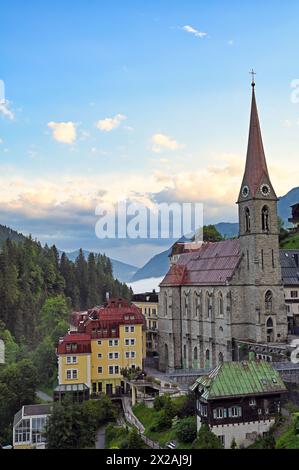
{"left": 153, "top": 395, "right": 170, "bottom": 411}
{"left": 149, "top": 410, "right": 172, "bottom": 432}
{"left": 175, "top": 417, "right": 197, "bottom": 443}
{"left": 192, "top": 424, "right": 224, "bottom": 449}
{"left": 177, "top": 393, "right": 196, "bottom": 418}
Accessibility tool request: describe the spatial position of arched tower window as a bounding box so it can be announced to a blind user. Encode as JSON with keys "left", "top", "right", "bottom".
{"left": 245, "top": 207, "right": 251, "bottom": 233}
{"left": 194, "top": 347, "right": 198, "bottom": 361}
{"left": 184, "top": 292, "right": 189, "bottom": 317}
{"left": 265, "top": 290, "right": 273, "bottom": 311}
{"left": 262, "top": 206, "right": 270, "bottom": 232}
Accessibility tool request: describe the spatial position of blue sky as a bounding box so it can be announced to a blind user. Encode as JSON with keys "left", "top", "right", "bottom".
{"left": 1, "top": 0, "right": 299, "bottom": 266}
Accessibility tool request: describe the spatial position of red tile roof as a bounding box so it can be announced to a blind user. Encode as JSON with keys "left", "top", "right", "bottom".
{"left": 160, "top": 239, "right": 241, "bottom": 287}
{"left": 57, "top": 333, "right": 91, "bottom": 354}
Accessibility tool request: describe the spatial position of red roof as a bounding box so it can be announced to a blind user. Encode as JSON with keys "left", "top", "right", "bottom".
{"left": 160, "top": 239, "right": 241, "bottom": 287}
{"left": 57, "top": 333, "right": 91, "bottom": 354}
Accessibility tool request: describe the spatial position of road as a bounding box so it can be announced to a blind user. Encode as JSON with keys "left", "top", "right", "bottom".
{"left": 96, "top": 426, "right": 106, "bottom": 449}
{"left": 36, "top": 390, "right": 53, "bottom": 402}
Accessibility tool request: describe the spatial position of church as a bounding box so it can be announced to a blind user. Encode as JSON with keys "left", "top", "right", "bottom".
{"left": 158, "top": 80, "right": 288, "bottom": 372}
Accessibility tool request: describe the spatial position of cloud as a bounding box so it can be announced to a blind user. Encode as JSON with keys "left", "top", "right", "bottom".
{"left": 0, "top": 100, "right": 15, "bottom": 120}
{"left": 48, "top": 121, "right": 77, "bottom": 144}
{"left": 182, "top": 25, "right": 207, "bottom": 39}
{"left": 151, "top": 133, "right": 183, "bottom": 153}
{"left": 96, "top": 114, "right": 127, "bottom": 132}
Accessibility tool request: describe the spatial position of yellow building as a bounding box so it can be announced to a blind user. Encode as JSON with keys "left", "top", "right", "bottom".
{"left": 132, "top": 291, "right": 158, "bottom": 356}
{"left": 57, "top": 298, "right": 146, "bottom": 396}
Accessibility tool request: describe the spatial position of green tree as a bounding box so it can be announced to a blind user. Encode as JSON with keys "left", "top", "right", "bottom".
{"left": 127, "top": 428, "right": 145, "bottom": 449}
{"left": 175, "top": 417, "right": 197, "bottom": 443}
{"left": 38, "top": 295, "right": 70, "bottom": 339}
{"left": 203, "top": 225, "right": 224, "bottom": 243}
{"left": 192, "top": 424, "right": 224, "bottom": 449}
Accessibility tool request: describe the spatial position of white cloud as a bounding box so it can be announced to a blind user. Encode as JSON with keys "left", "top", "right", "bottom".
{"left": 228, "top": 40, "right": 234, "bottom": 46}
{"left": 0, "top": 100, "right": 15, "bottom": 120}
{"left": 96, "top": 114, "right": 127, "bottom": 132}
{"left": 0, "top": 138, "right": 3, "bottom": 144}
{"left": 151, "top": 133, "right": 184, "bottom": 153}
{"left": 182, "top": 25, "right": 207, "bottom": 39}
{"left": 48, "top": 121, "right": 77, "bottom": 144}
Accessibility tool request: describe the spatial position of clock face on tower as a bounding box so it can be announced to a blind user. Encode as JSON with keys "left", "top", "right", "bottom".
{"left": 260, "top": 184, "right": 271, "bottom": 197}
{"left": 242, "top": 185, "right": 249, "bottom": 198}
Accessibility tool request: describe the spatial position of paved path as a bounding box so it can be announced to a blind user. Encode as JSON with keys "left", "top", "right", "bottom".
{"left": 36, "top": 390, "right": 53, "bottom": 402}
{"left": 96, "top": 426, "right": 106, "bottom": 449}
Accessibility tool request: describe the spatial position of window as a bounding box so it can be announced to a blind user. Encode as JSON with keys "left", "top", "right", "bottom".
{"left": 265, "top": 291, "right": 273, "bottom": 311}
{"left": 125, "top": 326, "right": 129, "bottom": 333}
{"left": 109, "top": 366, "right": 114, "bottom": 375}
{"left": 114, "top": 352, "right": 119, "bottom": 359}
{"left": 72, "top": 356, "right": 77, "bottom": 363}
{"left": 219, "top": 436, "right": 225, "bottom": 446}
{"left": 230, "top": 407, "right": 242, "bottom": 418}
{"left": 130, "top": 326, "right": 135, "bottom": 333}
{"left": 218, "top": 292, "right": 224, "bottom": 317}
{"left": 67, "top": 356, "right": 71, "bottom": 364}
{"left": 131, "top": 352, "right": 136, "bottom": 358}
{"left": 98, "top": 366, "right": 103, "bottom": 374}
{"left": 245, "top": 207, "right": 251, "bottom": 233}
{"left": 115, "top": 366, "right": 119, "bottom": 374}
{"left": 108, "top": 353, "right": 113, "bottom": 360}
{"left": 97, "top": 340, "right": 102, "bottom": 345}
{"left": 152, "top": 308, "right": 157, "bottom": 316}
{"left": 262, "top": 206, "right": 270, "bottom": 232}
{"left": 194, "top": 347, "right": 198, "bottom": 361}
{"left": 125, "top": 339, "right": 130, "bottom": 346}
{"left": 15, "top": 419, "right": 31, "bottom": 444}
{"left": 130, "top": 339, "right": 135, "bottom": 346}
{"left": 109, "top": 340, "right": 113, "bottom": 347}
{"left": 213, "top": 408, "right": 226, "bottom": 419}
{"left": 201, "top": 404, "right": 208, "bottom": 417}
{"left": 249, "top": 398, "right": 256, "bottom": 407}
{"left": 291, "top": 291, "right": 298, "bottom": 298}
{"left": 114, "top": 340, "right": 119, "bottom": 346}
{"left": 126, "top": 352, "right": 130, "bottom": 359}
{"left": 98, "top": 353, "right": 102, "bottom": 359}
{"left": 66, "top": 370, "right": 77, "bottom": 380}
{"left": 258, "top": 408, "right": 262, "bottom": 415}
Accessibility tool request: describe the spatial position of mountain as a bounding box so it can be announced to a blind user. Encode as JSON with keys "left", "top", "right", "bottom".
{"left": 131, "top": 187, "right": 299, "bottom": 282}
{"left": 277, "top": 187, "right": 299, "bottom": 227}
{"left": 130, "top": 248, "right": 172, "bottom": 282}
{"left": 60, "top": 249, "right": 138, "bottom": 283}
{"left": 215, "top": 222, "right": 239, "bottom": 239}
{"left": 0, "top": 225, "right": 26, "bottom": 245}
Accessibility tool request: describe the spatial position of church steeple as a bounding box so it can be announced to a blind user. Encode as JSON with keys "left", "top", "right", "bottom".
{"left": 238, "top": 79, "right": 276, "bottom": 202}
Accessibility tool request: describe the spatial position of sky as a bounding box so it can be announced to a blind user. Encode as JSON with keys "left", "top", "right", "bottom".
{"left": 1, "top": 0, "right": 299, "bottom": 266}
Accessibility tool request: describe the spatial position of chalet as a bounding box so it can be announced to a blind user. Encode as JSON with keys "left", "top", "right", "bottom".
{"left": 191, "top": 361, "right": 287, "bottom": 448}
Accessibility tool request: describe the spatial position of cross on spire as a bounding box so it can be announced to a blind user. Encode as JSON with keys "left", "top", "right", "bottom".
{"left": 250, "top": 69, "right": 256, "bottom": 87}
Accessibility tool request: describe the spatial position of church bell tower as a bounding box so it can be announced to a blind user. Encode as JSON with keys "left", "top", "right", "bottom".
{"left": 236, "top": 76, "right": 287, "bottom": 343}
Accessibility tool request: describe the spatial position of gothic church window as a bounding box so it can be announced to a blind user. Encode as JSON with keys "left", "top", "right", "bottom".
{"left": 265, "top": 290, "right": 273, "bottom": 311}
{"left": 194, "top": 292, "right": 201, "bottom": 318}
{"left": 164, "top": 292, "right": 168, "bottom": 317}
{"left": 206, "top": 292, "right": 212, "bottom": 319}
{"left": 218, "top": 292, "right": 224, "bottom": 317}
{"left": 245, "top": 207, "right": 251, "bottom": 233}
{"left": 262, "top": 206, "right": 270, "bottom": 232}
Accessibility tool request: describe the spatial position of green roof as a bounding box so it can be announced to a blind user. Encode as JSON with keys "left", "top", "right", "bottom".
{"left": 191, "top": 361, "right": 287, "bottom": 399}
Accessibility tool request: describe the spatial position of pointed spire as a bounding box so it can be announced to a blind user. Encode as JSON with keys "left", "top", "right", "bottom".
{"left": 240, "top": 81, "right": 275, "bottom": 198}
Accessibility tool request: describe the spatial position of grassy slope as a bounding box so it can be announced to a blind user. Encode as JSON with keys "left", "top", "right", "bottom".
{"left": 133, "top": 398, "right": 193, "bottom": 449}
{"left": 280, "top": 232, "right": 299, "bottom": 249}
{"left": 275, "top": 413, "right": 299, "bottom": 449}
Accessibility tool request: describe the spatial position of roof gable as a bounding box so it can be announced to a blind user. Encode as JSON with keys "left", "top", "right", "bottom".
{"left": 191, "top": 361, "right": 287, "bottom": 399}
